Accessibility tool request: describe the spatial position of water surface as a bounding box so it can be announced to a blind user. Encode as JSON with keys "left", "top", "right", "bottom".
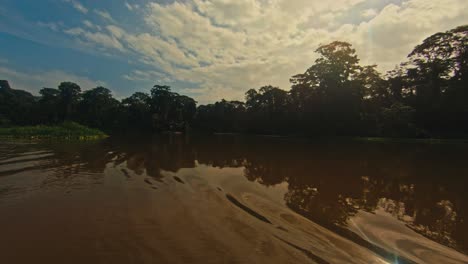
{"left": 1, "top": 136, "right": 467, "bottom": 264}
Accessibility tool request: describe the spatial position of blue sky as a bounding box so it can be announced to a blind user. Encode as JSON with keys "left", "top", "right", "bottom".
{"left": 1, "top": 0, "right": 467, "bottom": 104}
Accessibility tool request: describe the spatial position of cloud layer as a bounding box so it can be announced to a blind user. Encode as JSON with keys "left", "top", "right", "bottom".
{"left": 6, "top": 0, "right": 468, "bottom": 104}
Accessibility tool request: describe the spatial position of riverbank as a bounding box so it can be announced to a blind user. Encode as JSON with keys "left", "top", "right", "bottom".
{"left": 211, "top": 132, "right": 468, "bottom": 144}
{"left": 0, "top": 122, "right": 107, "bottom": 139}
{"left": 350, "top": 136, "right": 468, "bottom": 144}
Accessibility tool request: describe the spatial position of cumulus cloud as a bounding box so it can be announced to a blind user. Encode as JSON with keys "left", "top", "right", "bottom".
{"left": 0, "top": 66, "right": 107, "bottom": 94}
{"left": 361, "top": 8, "right": 378, "bottom": 18}
{"left": 62, "top": 0, "right": 468, "bottom": 103}
{"left": 351, "top": 0, "right": 468, "bottom": 69}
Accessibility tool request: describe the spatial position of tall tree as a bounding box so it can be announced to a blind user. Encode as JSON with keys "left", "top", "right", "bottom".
{"left": 122, "top": 92, "right": 152, "bottom": 130}
{"left": 451, "top": 25, "right": 468, "bottom": 84}
{"left": 407, "top": 32, "right": 454, "bottom": 102}
{"left": 79, "top": 86, "right": 120, "bottom": 129}
{"left": 290, "top": 41, "right": 363, "bottom": 134}
{"left": 150, "top": 85, "right": 173, "bottom": 124}
{"left": 173, "top": 95, "right": 196, "bottom": 124}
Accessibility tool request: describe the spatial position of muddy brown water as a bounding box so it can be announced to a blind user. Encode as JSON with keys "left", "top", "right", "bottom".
{"left": 0, "top": 135, "right": 467, "bottom": 264}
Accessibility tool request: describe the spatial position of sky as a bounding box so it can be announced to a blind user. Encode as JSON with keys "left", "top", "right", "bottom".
{"left": 0, "top": 0, "right": 467, "bottom": 104}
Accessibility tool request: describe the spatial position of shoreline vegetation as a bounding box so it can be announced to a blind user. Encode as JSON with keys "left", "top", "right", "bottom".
{"left": 1, "top": 25, "right": 467, "bottom": 140}
{"left": 0, "top": 122, "right": 107, "bottom": 140}
{"left": 2, "top": 124, "right": 466, "bottom": 143}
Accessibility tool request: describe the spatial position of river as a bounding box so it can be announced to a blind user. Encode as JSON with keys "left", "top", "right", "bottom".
{"left": 0, "top": 135, "right": 467, "bottom": 263}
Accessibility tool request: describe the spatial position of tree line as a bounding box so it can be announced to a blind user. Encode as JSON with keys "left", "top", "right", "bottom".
{"left": 0, "top": 82, "right": 196, "bottom": 133}
{"left": 0, "top": 24, "right": 467, "bottom": 137}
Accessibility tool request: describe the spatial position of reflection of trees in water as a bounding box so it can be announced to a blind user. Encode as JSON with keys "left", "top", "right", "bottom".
{"left": 194, "top": 137, "right": 468, "bottom": 253}
{"left": 0, "top": 136, "right": 197, "bottom": 189}
{"left": 3, "top": 136, "right": 467, "bottom": 252}
{"left": 0, "top": 141, "right": 116, "bottom": 193}
{"left": 108, "top": 136, "right": 196, "bottom": 179}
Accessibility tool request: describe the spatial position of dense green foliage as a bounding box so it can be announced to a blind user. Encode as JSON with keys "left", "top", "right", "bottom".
{"left": 0, "top": 25, "right": 467, "bottom": 138}
{"left": 0, "top": 122, "right": 106, "bottom": 139}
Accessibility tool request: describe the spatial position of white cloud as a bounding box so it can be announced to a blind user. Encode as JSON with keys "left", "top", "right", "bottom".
{"left": 94, "top": 10, "right": 116, "bottom": 23}
{"left": 83, "top": 20, "right": 93, "bottom": 28}
{"left": 64, "top": 0, "right": 88, "bottom": 14}
{"left": 351, "top": 0, "right": 468, "bottom": 69}
{"left": 37, "top": 21, "right": 60, "bottom": 31}
{"left": 361, "top": 8, "right": 378, "bottom": 18}
{"left": 0, "top": 66, "right": 107, "bottom": 94}
{"left": 82, "top": 20, "right": 101, "bottom": 30}
{"left": 61, "top": 0, "right": 468, "bottom": 103}
{"left": 122, "top": 70, "right": 173, "bottom": 83}
{"left": 64, "top": 26, "right": 125, "bottom": 51}
{"left": 125, "top": 2, "right": 133, "bottom": 11}
{"left": 124, "top": 0, "right": 370, "bottom": 101}
{"left": 64, "top": 27, "right": 85, "bottom": 36}
{"left": 125, "top": 2, "right": 139, "bottom": 11}
{"left": 106, "top": 25, "right": 125, "bottom": 39}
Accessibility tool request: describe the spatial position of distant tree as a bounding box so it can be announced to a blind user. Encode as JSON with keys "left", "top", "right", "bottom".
{"left": 79, "top": 86, "right": 120, "bottom": 130}
{"left": 359, "top": 65, "right": 388, "bottom": 105}
{"left": 147, "top": 85, "right": 197, "bottom": 132}
{"left": 150, "top": 85, "right": 173, "bottom": 125}
{"left": 258, "top": 86, "right": 289, "bottom": 115}
{"left": 245, "top": 89, "right": 260, "bottom": 111}
{"left": 38, "top": 88, "right": 60, "bottom": 124}
{"left": 0, "top": 80, "right": 36, "bottom": 125}
{"left": 173, "top": 95, "right": 197, "bottom": 124}
{"left": 244, "top": 86, "right": 290, "bottom": 134}
{"left": 357, "top": 65, "right": 388, "bottom": 134}
{"left": 385, "top": 66, "right": 408, "bottom": 102}
{"left": 58, "top": 82, "right": 81, "bottom": 121}
{"left": 122, "top": 92, "right": 152, "bottom": 130}
{"left": 380, "top": 103, "right": 420, "bottom": 137}
{"left": 195, "top": 100, "right": 246, "bottom": 133}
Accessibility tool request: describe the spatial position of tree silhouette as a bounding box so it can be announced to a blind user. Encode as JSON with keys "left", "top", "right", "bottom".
{"left": 58, "top": 82, "right": 81, "bottom": 121}
{"left": 1, "top": 24, "right": 468, "bottom": 138}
